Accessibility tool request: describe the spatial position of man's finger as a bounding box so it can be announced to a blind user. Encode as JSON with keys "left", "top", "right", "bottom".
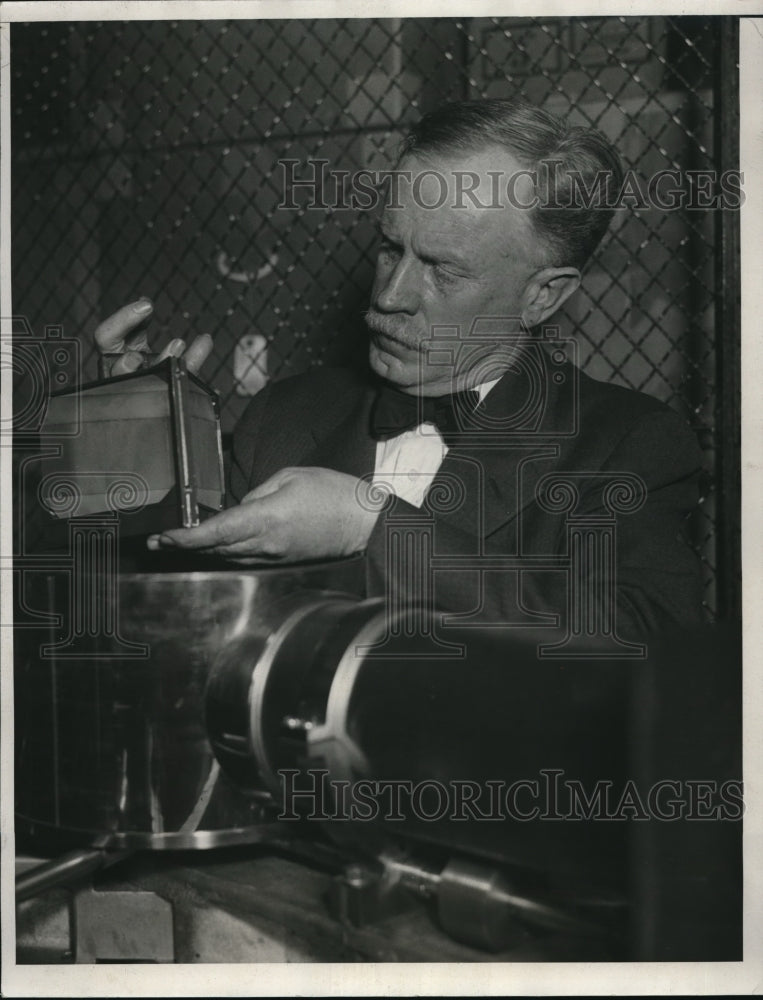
{"left": 94, "top": 298, "right": 153, "bottom": 353}
{"left": 124, "top": 329, "right": 152, "bottom": 354}
{"left": 183, "top": 334, "right": 214, "bottom": 375}
{"left": 160, "top": 538, "right": 283, "bottom": 559}
{"left": 146, "top": 502, "right": 267, "bottom": 551}
{"left": 155, "top": 338, "right": 186, "bottom": 364}
{"left": 110, "top": 351, "right": 145, "bottom": 375}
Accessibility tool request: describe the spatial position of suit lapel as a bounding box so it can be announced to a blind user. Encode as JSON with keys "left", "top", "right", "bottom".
{"left": 427, "top": 359, "right": 566, "bottom": 546}
{"left": 301, "top": 383, "right": 378, "bottom": 480}
{"left": 431, "top": 442, "right": 550, "bottom": 548}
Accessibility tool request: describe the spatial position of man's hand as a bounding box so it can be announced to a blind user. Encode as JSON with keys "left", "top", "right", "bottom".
{"left": 147, "top": 467, "right": 386, "bottom": 564}
{"left": 94, "top": 298, "right": 213, "bottom": 377}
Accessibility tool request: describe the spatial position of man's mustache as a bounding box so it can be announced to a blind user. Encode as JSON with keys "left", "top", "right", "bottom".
{"left": 364, "top": 309, "right": 420, "bottom": 345}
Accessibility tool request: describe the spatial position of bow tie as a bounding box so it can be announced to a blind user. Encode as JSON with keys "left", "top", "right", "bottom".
{"left": 371, "top": 383, "right": 480, "bottom": 443}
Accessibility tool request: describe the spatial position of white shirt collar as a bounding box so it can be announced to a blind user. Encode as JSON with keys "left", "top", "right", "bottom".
{"left": 476, "top": 378, "right": 501, "bottom": 404}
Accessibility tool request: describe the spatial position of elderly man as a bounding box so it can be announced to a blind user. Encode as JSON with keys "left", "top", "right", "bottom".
{"left": 96, "top": 99, "right": 704, "bottom": 635}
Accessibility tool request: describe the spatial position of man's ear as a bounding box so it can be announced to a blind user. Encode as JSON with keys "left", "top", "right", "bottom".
{"left": 520, "top": 267, "right": 581, "bottom": 329}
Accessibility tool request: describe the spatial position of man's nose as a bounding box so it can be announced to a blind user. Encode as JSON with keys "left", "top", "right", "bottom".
{"left": 374, "top": 255, "right": 420, "bottom": 314}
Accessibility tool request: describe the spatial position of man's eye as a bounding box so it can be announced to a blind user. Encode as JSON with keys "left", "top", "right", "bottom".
{"left": 432, "top": 263, "right": 457, "bottom": 286}
{"left": 378, "top": 240, "right": 403, "bottom": 266}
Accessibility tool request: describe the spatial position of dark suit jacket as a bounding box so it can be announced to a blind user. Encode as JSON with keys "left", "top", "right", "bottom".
{"left": 230, "top": 355, "right": 705, "bottom": 636}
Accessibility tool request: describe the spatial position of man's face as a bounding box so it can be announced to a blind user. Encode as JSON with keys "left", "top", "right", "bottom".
{"left": 366, "top": 145, "right": 547, "bottom": 395}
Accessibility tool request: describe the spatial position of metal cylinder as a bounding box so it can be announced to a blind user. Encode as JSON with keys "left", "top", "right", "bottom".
{"left": 15, "top": 847, "right": 130, "bottom": 903}
{"left": 14, "top": 559, "right": 364, "bottom": 849}
{"left": 437, "top": 857, "right": 524, "bottom": 952}
{"left": 207, "top": 602, "right": 633, "bottom": 898}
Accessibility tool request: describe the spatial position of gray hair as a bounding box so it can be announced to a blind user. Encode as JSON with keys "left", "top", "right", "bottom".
{"left": 399, "top": 98, "right": 624, "bottom": 269}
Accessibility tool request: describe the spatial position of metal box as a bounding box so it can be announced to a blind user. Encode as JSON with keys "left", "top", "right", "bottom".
{"left": 38, "top": 357, "right": 224, "bottom": 534}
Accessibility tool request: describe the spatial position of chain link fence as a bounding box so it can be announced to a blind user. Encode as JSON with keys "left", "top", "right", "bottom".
{"left": 11, "top": 15, "right": 739, "bottom": 618}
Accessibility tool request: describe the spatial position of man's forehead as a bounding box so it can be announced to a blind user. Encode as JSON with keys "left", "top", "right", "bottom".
{"left": 400, "top": 145, "right": 533, "bottom": 198}
{"left": 381, "top": 146, "right": 537, "bottom": 247}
